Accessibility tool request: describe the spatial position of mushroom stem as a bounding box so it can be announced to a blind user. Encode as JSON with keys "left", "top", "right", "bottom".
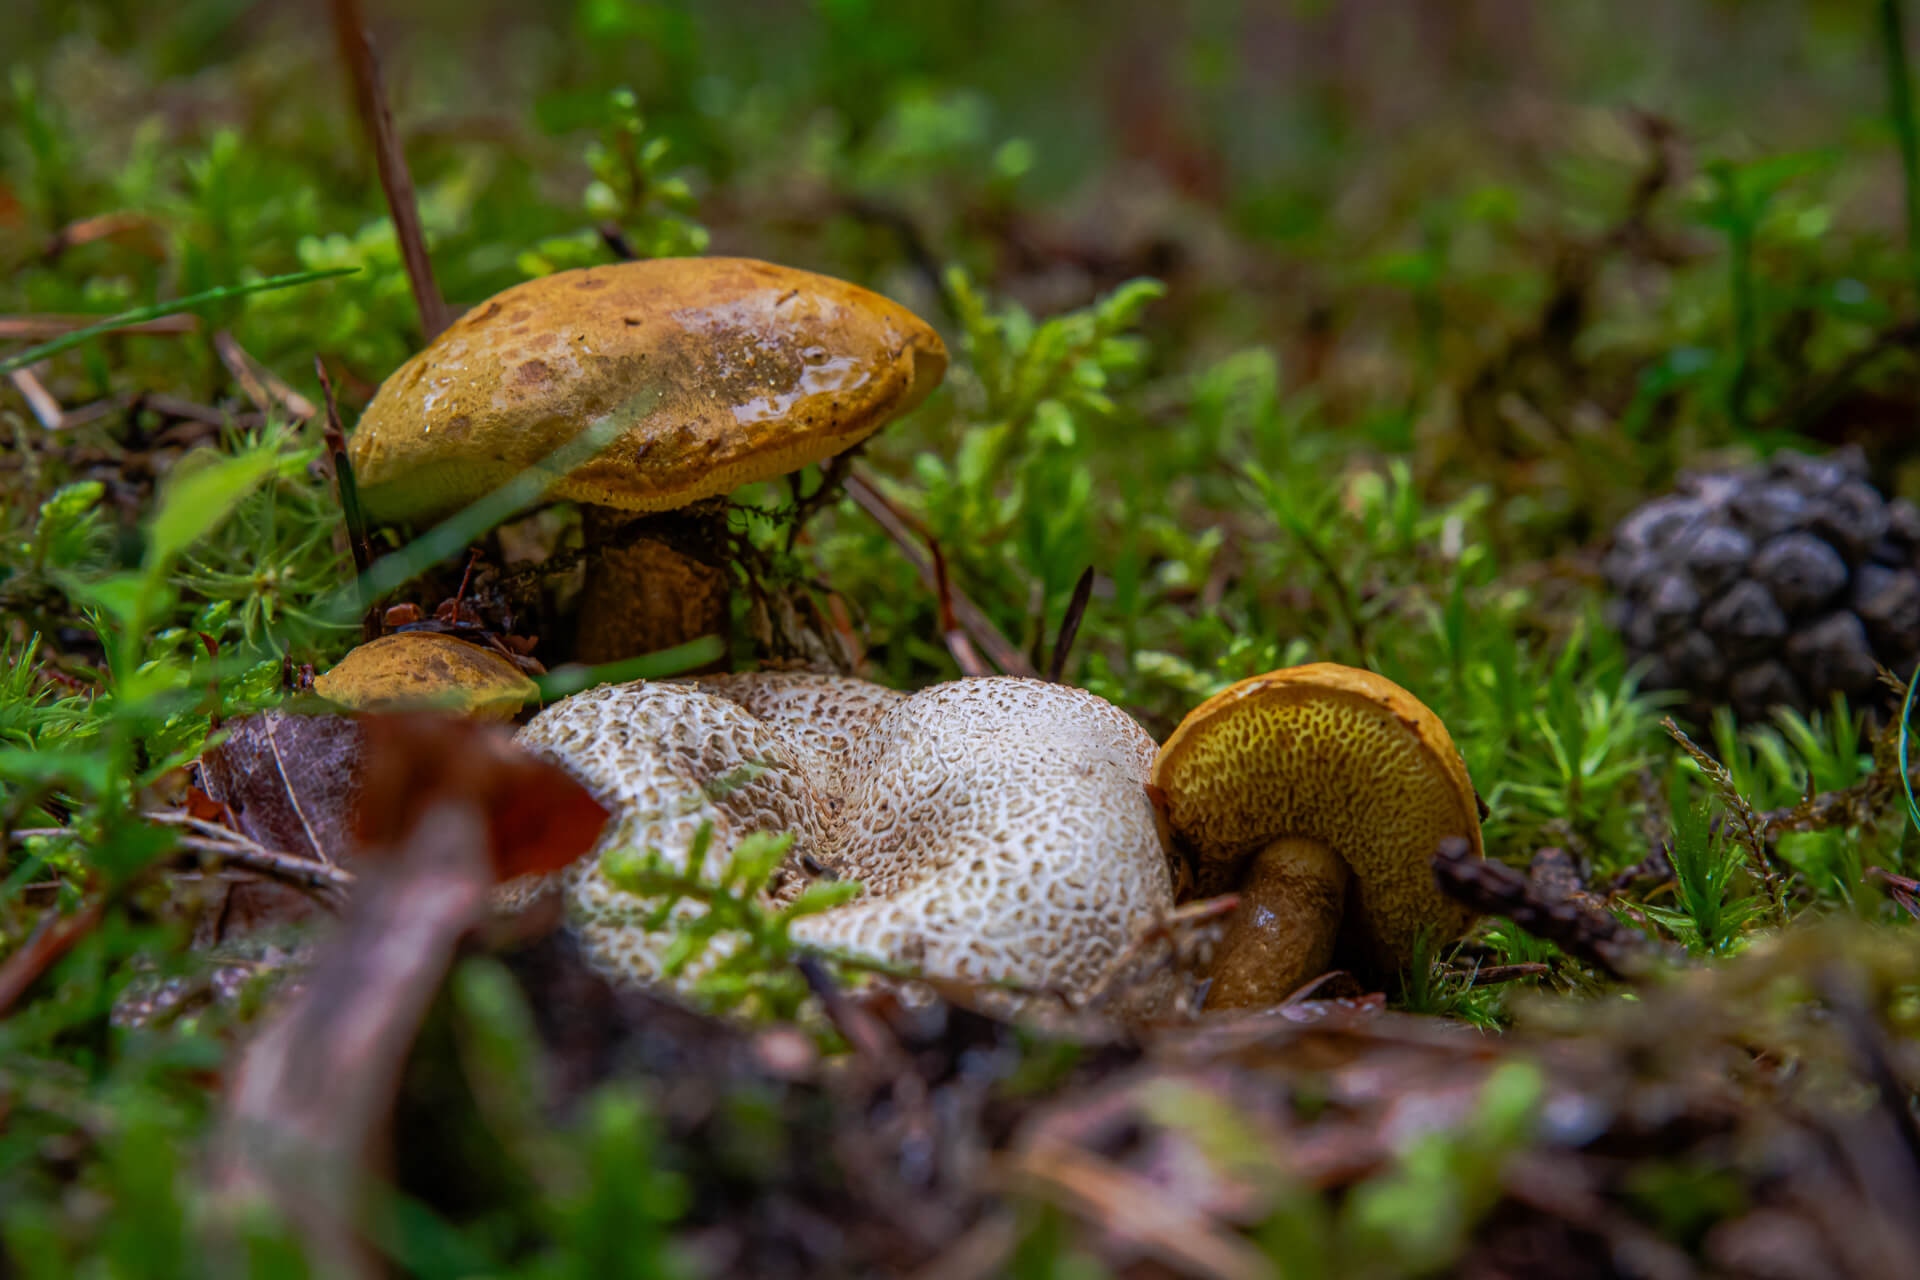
{"left": 1205, "top": 837, "right": 1348, "bottom": 1010}
{"left": 575, "top": 509, "right": 732, "bottom": 667}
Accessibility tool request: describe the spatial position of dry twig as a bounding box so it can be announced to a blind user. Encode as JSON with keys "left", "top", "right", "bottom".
{"left": 6, "top": 367, "right": 63, "bottom": 430}
{"left": 843, "top": 468, "right": 1036, "bottom": 677}
{"left": 1046, "top": 566, "right": 1094, "bottom": 684}
{"left": 1663, "top": 716, "right": 1789, "bottom": 920}
{"left": 0, "top": 896, "right": 107, "bottom": 1018}
{"left": 328, "top": 0, "right": 453, "bottom": 340}
{"left": 928, "top": 538, "right": 991, "bottom": 677}
{"left": 215, "top": 331, "right": 317, "bottom": 422}
{"left": 148, "top": 810, "right": 357, "bottom": 898}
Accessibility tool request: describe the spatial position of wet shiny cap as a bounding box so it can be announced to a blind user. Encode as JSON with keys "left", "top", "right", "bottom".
{"left": 1151, "top": 662, "right": 1483, "bottom": 978}
{"left": 312, "top": 632, "right": 539, "bottom": 722}
{"left": 347, "top": 257, "right": 948, "bottom": 521}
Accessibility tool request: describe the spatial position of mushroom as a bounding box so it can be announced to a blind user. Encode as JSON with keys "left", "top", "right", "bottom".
{"left": 312, "top": 631, "right": 538, "bottom": 722}
{"left": 1151, "top": 663, "right": 1483, "bottom": 1009}
{"left": 510, "top": 672, "right": 1174, "bottom": 1006}
{"left": 347, "top": 257, "right": 947, "bottom": 665}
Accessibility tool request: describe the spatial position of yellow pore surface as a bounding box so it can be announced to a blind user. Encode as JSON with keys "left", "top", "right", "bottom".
{"left": 347, "top": 257, "right": 948, "bottom": 521}
{"left": 1151, "top": 663, "right": 1482, "bottom": 973}
{"left": 312, "top": 632, "right": 537, "bottom": 722}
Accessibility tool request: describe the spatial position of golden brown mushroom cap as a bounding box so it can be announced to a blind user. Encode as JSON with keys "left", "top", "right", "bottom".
{"left": 312, "top": 632, "right": 538, "bottom": 722}
{"left": 347, "top": 257, "right": 948, "bottom": 521}
{"left": 1151, "top": 663, "right": 1482, "bottom": 980}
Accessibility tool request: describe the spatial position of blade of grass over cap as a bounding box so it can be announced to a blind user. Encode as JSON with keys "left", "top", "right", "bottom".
{"left": 533, "top": 636, "right": 729, "bottom": 700}
{"left": 0, "top": 269, "right": 359, "bottom": 376}
{"left": 348, "top": 388, "right": 665, "bottom": 612}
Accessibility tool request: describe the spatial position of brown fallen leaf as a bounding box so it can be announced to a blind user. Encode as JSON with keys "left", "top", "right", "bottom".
{"left": 199, "top": 709, "right": 365, "bottom": 866}
{"left": 189, "top": 710, "right": 367, "bottom": 946}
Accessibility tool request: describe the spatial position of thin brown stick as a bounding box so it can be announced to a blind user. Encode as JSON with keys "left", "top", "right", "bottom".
{"left": 843, "top": 468, "right": 1036, "bottom": 678}
{"left": 137, "top": 392, "right": 236, "bottom": 426}
{"left": 928, "top": 538, "right": 991, "bottom": 677}
{"left": 1868, "top": 866, "right": 1920, "bottom": 921}
{"left": 41, "top": 211, "right": 162, "bottom": 263}
{"left": 215, "top": 331, "right": 317, "bottom": 422}
{"left": 145, "top": 811, "right": 357, "bottom": 896}
{"left": 176, "top": 837, "right": 356, "bottom": 899}
{"left": 795, "top": 955, "right": 915, "bottom": 1074}
{"left": 329, "top": 0, "right": 453, "bottom": 341}
{"left": 0, "top": 314, "right": 197, "bottom": 341}
{"left": 1047, "top": 566, "right": 1095, "bottom": 684}
{"left": 52, "top": 394, "right": 134, "bottom": 430}
{"left": 315, "top": 358, "right": 377, "bottom": 634}
{"left": 11, "top": 814, "right": 358, "bottom": 899}
{"left": 10, "top": 832, "right": 337, "bottom": 901}
{"left": 0, "top": 897, "right": 106, "bottom": 1018}
{"left": 7, "top": 367, "right": 63, "bottom": 430}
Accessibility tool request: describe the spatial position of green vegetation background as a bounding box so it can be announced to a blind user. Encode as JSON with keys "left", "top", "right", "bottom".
{"left": 4, "top": 0, "right": 1920, "bottom": 1273}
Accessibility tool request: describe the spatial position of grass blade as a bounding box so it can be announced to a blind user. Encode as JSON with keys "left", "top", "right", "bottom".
{"left": 0, "top": 269, "right": 359, "bottom": 376}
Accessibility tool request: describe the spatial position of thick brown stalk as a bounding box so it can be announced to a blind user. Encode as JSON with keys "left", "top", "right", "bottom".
{"left": 574, "top": 507, "right": 732, "bottom": 668}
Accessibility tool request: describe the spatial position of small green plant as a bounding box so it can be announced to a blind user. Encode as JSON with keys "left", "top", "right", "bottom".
{"left": 1642, "top": 760, "right": 1768, "bottom": 955}
{"left": 171, "top": 427, "right": 357, "bottom": 660}
{"left": 1707, "top": 699, "right": 1893, "bottom": 906}
{"left": 1249, "top": 1059, "right": 1547, "bottom": 1277}
{"left": 518, "top": 87, "right": 709, "bottom": 276}
{"left": 1338, "top": 1059, "right": 1545, "bottom": 1273}
{"left": 1398, "top": 928, "right": 1507, "bottom": 1029}
{"left": 598, "top": 822, "right": 867, "bottom": 1020}
{"left": 925, "top": 266, "right": 1164, "bottom": 613}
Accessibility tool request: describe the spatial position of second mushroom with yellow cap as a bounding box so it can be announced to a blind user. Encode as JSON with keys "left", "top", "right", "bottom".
{"left": 347, "top": 257, "right": 948, "bottom": 665}
{"left": 1152, "top": 663, "right": 1484, "bottom": 1009}
{"left": 312, "top": 631, "right": 539, "bottom": 722}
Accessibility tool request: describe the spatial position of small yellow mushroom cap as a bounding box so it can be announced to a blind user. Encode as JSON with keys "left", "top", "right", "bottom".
{"left": 312, "top": 632, "right": 539, "bottom": 722}
{"left": 1151, "top": 663, "right": 1483, "bottom": 981}
{"left": 347, "top": 257, "right": 948, "bottom": 522}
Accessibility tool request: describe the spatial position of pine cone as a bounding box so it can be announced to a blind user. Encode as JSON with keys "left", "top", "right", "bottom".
{"left": 1604, "top": 448, "right": 1920, "bottom": 722}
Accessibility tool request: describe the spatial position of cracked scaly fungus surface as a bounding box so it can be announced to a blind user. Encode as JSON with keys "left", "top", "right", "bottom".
{"left": 513, "top": 672, "right": 1174, "bottom": 1003}
{"left": 512, "top": 680, "right": 826, "bottom": 984}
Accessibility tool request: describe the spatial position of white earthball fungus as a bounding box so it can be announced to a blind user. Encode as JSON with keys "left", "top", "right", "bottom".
{"left": 511, "top": 672, "right": 1175, "bottom": 1006}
